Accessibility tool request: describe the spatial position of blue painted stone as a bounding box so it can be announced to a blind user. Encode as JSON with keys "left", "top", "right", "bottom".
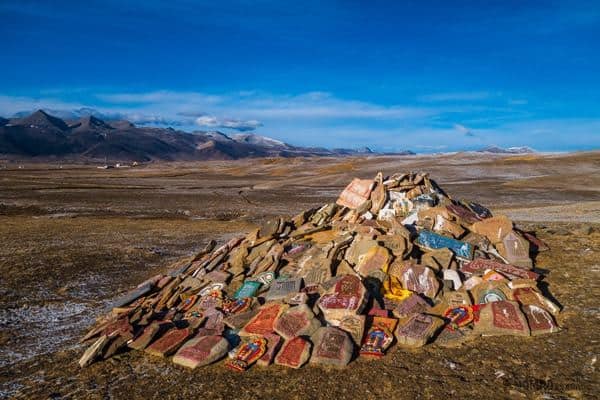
{"left": 417, "top": 230, "right": 474, "bottom": 260}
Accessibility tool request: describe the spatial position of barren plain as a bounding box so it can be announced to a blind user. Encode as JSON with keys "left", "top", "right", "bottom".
{"left": 1, "top": 151, "right": 599, "bottom": 399}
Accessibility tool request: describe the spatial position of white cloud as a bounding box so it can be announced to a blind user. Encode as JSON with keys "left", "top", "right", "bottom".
{"left": 194, "top": 115, "right": 262, "bottom": 131}
{"left": 418, "top": 91, "right": 492, "bottom": 102}
{"left": 453, "top": 123, "right": 476, "bottom": 137}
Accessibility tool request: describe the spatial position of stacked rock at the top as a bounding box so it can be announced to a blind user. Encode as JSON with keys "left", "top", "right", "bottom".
{"left": 78, "top": 171, "right": 559, "bottom": 370}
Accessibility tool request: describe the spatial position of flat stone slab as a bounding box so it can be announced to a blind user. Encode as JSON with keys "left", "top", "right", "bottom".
{"left": 395, "top": 313, "right": 442, "bottom": 348}
{"left": 109, "top": 283, "right": 153, "bottom": 310}
{"left": 146, "top": 327, "right": 193, "bottom": 357}
{"left": 397, "top": 263, "right": 440, "bottom": 299}
{"left": 336, "top": 178, "right": 372, "bottom": 209}
{"left": 461, "top": 258, "right": 539, "bottom": 280}
{"left": 497, "top": 231, "right": 533, "bottom": 269}
{"left": 234, "top": 281, "right": 262, "bottom": 299}
{"left": 355, "top": 245, "right": 390, "bottom": 278}
{"left": 274, "top": 337, "right": 312, "bottom": 369}
{"left": 239, "top": 303, "right": 287, "bottom": 336}
{"left": 129, "top": 321, "right": 173, "bottom": 351}
{"left": 338, "top": 314, "right": 365, "bottom": 345}
{"left": 471, "top": 215, "right": 513, "bottom": 244}
{"left": 522, "top": 304, "right": 560, "bottom": 335}
{"left": 317, "top": 274, "right": 366, "bottom": 325}
{"left": 417, "top": 230, "right": 474, "bottom": 260}
{"left": 274, "top": 304, "right": 321, "bottom": 339}
{"left": 476, "top": 301, "right": 530, "bottom": 337}
{"left": 512, "top": 287, "right": 560, "bottom": 314}
{"left": 310, "top": 327, "right": 353, "bottom": 367}
{"left": 257, "top": 333, "right": 282, "bottom": 367}
{"left": 79, "top": 335, "right": 110, "bottom": 368}
{"left": 173, "top": 335, "right": 229, "bottom": 369}
{"left": 265, "top": 278, "right": 303, "bottom": 301}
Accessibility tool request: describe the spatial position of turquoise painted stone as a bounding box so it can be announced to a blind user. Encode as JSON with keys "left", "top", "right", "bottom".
{"left": 234, "top": 281, "right": 262, "bottom": 299}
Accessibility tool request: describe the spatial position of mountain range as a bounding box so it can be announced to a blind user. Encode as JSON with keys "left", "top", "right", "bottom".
{"left": 476, "top": 145, "right": 536, "bottom": 154}
{"left": 0, "top": 110, "right": 414, "bottom": 161}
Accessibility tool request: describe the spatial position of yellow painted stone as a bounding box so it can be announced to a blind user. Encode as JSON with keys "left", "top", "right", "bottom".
{"left": 382, "top": 276, "right": 412, "bottom": 301}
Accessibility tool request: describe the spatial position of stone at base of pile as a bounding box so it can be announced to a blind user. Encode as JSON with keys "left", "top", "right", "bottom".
{"left": 274, "top": 337, "right": 311, "bottom": 368}
{"left": 172, "top": 335, "right": 229, "bottom": 369}
{"left": 310, "top": 327, "right": 353, "bottom": 367}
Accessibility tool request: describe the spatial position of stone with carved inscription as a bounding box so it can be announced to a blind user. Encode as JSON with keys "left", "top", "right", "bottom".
{"left": 274, "top": 304, "right": 321, "bottom": 340}
{"left": 338, "top": 314, "right": 366, "bottom": 346}
{"left": 145, "top": 327, "right": 193, "bottom": 357}
{"left": 475, "top": 301, "right": 530, "bottom": 336}
{"left": 396, "top": 263, "right": 440, "bottom": 300}
{"left": 521, "top": 304, "right": 560, "bottom": 335}
{"left": 172, "top": 335, "right": 229, "bottom": 369}
{"left": 317, "top": 274, "right": 367, "bottom": 325}
{"left": 395, "top": 313, "right": 443, "bottom": 348}
{"left": 310, "top": 327, "right": 353, "bottom": 367}
{"left": 239, "top": 302, "right": 288, "bottom": 337}
{"left": 265, "top": 278, "right": 303, "bottom": 301}
{"left": 274, "top": 336, "right": 312, "bottom": 369}
{"left": 336, "top": 178, "right": 373, "bottom": 209}
{"left": 496, "top": 231, "right": 533, "bottom": 269}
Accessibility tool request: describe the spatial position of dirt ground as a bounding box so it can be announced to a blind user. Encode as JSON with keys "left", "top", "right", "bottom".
{"left": 0, "top": 152, "right": 599, "bottom": 399}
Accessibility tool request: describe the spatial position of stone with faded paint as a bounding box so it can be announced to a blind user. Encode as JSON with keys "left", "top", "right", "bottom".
{"left": 265, "top": 278, "right": 302, "bottom": 301}
{"left": 274, "top": 304, "right": 321, "bottom": 339}
{"left": 471, "top": 215, "right": 513, "bottom": 243}
{"left": 397, "top": 263, "right": 439, "bottom": 299}
{"left": 355, "top": 245, "right": 390, "bottom": 278}
{"left": 395, "top": 313, "right": 442, "bottom": 348}
{"left": 172, "top": 335, "right": 229, "bottom": 369}
{"left": 310, "top": 327, "right": 353, "bottom": 367}
{"left": 146, "top": 327, "right": 193, "bottom": 357}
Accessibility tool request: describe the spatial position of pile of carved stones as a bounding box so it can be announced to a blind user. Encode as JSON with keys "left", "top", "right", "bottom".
{"left": 79, "top": 171, "right": 560, "bottom": 370}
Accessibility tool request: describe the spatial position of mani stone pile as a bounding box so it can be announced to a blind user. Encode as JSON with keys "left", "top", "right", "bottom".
{"left": 79, "top": 171, "right": 560, "bottom": 371}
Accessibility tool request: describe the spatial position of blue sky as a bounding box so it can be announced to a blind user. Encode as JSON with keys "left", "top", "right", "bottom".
{"left": 1, "top": 0, "right": 599, "bottom": 152}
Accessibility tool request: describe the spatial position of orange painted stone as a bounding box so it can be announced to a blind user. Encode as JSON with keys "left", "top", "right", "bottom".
{"left": 274, "top": 336, "right": 311, "bottom": 369}
{"left": 240, "top": 303, "right": 287, "bottom": 336}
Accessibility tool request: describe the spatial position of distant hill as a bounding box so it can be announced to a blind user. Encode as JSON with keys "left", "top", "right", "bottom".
{"left": 477, "top": 145, "right": 536, "bottom": 154}
{"left": 0, "top": 110, "right": 414, "bottom": 161}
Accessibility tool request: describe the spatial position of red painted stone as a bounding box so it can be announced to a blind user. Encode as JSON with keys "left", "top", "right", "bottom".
{"left": 274, "top": 337, "right": 310, "bottom": 368}
{"left": 146, "top": 328, "right": 192, "bottom": 357}
{"left": 491, "top": 301, "right": 525, "bottom": 331}
{"left": 240, "top": 303, "right": 285, "bottom": 336}
{"left": 462, "top": 258, "right": 539, "bottom": 280}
